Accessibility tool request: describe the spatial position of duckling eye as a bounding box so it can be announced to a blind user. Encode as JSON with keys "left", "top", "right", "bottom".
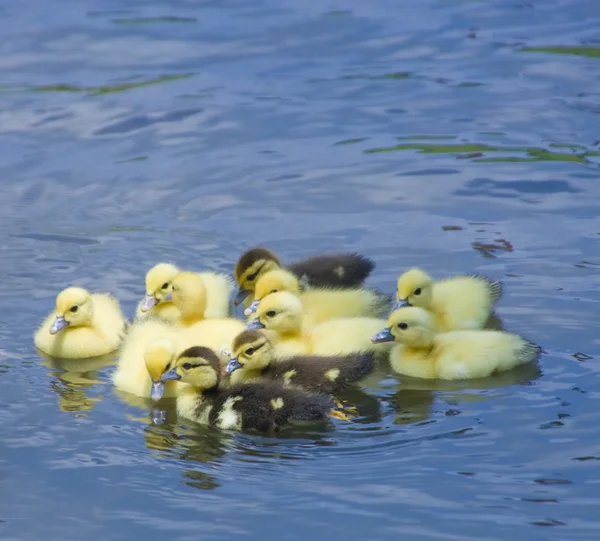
{"left": 414, "top": 288, "right": 422, "bottom": 296}
{"left": 246, "top": 272, "right": 258, "bottom": 282}
{"left": 266, "top": 310, "right": 276, "bottom": 318}
{"left": 162, "top": 282, "right": 169, "bottom": 290}
{"left": 270, "top": 289, "right": 278, "bottom": 294}
{"left": 245, "top": 347, "right": 255, "bottom": 356}
{"left": 182, "top": 362, "right": 192, "bottom": 370}
{"left": 70, "top": 306, "right": 78, "bottom": 313}
{"left": 398, "top": 322, "right": 408, "bottom": 330}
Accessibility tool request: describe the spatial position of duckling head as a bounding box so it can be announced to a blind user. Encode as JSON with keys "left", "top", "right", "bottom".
{"left": 226, "top": 329, "right": 273, "bottom": 374}
{"left": 394, "top": 268, "right": 434, "bottom": 311}
{"left": 170, "top": 271, "right": 207, "bottom": 319}
{"left": 160, "top": 346, "right": 221, "bottom": 390}
{"left": 234, "top": 247, "right": 281, "bottom": 306}
{"left": 141, "top": 263, "right": 179, "bottom": 312}
{"left": 144, "top": 339, "right": 177, "bottom": 401}
{"left": 244, "top": 269, "right": 300, "bottom": 316}
{"left": 372, "top": 307, "right": 435, "bottom": 349}
{"left": 50, "top": 287, "right": 93, "bottom": 334}
{"left": 246, "top": 291, "right": 303, "bottom": 335}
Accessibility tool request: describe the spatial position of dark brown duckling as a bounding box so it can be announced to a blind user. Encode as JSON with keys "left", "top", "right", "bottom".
{"left": 233, "top": 247, "right": 374, "bottom": 306}
{"left": 160, "top": 346, "right": 334, "bottom": 432}
{"left": 225, "top": 329, "right": 375, "bottom": 393}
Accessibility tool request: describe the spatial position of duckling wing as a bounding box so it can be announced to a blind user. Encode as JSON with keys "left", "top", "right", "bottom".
{"left": 287, "top": 253, "right": 374, "bottom": 289}
{"left": 272, "top": 352, "right": 375, "bottom": 393}
{"left": 211, "top": 383, "right": 333, "bottom": 431}
{"left": 198, "top": 272, "right": 234, "bottom": 318}
{"left": 433, "top": 276, "right": 502, "bottom": 331}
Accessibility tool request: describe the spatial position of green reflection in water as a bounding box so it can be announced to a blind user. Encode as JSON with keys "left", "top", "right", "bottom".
{"left": 333, "top": 138, "right": 370, "bottom": 146}
{"left": 365, "top": 140, "right": 600, "bottom": 164}
{"left": 32, "top": 74, "right": 193, "bottom": 96}
{"left": 520, "top": 46, "right": 600, "bottom": 59}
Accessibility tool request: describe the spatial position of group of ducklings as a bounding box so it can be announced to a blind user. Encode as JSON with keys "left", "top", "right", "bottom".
{"left": 34, "top": 247, "right": 542, "bottom": 433}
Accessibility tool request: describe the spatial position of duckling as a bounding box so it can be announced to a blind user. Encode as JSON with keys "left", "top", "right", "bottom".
{"left": 34, "top": 287, "right": 126, "bottom": 358}
{"left": 112, "top": 316, "right": 186, "bottom": 399}
{"left": 225, "top": 329, "right": 375, "bottom": 392}
{"left": 136, "top": 262, "right": 232, "bottom": 322}
{"left": 170, "top": 271, "right": 246, "bottom": 358}
{"left": 234, "top": 247, "right": 375, "bottom": 306}
{"left": 393, "top": 268, "right": 503, "bottom": 331}
{"left": 247, "top": 291, "right": 391, "bottom": 357}
{"left": 112, "top": 302, "right": 242, "bottom": 401}
{"left": 372, "top": 306, "right": 542, "bottom": 380}
{"left": 244, "top": 268, "right": 391, "bottom": 324}
{"left": 160, "top": 346, "right": 335, "bottom": 432}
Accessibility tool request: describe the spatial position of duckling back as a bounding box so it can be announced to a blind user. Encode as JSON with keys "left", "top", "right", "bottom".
{"left": 203, "top": 382, "right": 334, "bottom": 431}
{"left": 288, "top": 252, "right": 375, "bottom": 289}
{"left": 431, "top": 275, "right": 502, "bottom": 331}
{"left": 301, "top": 288, "right": 391, "bottom": 325}
{"left": 182, "top": 318, "right": 245, "bottom": 364}
{"left": 271, "top": 351, "right": 375, "bottom": 393}
{"left": 432, "top": 330, "right": 541, "bottom": 380}
{"left": 309, "top": 317, "right": 391, "bottom": 356}
{"left": 199, "top": 272, "right": 234, "bottom": 319}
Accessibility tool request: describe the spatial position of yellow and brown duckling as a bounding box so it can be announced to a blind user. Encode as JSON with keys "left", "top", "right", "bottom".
{"left": 225, "top": 329, "right": 375, "bottom": 392}
{"left": 244, "top": 268, "right": 391, "bottom": 324}
{"left": 393, "top": 268, "right": 503, "bottom": 331}
{"left": 34, "top": 287, "right": 127, "bottom": 359}
{"left": 160, "top": 346, "right": 335, "bottom": 432}
{"left": 372, "top": 307, "right": 542, "bottom": 380}
{"left": 233, "top": 247, "right": 375, "bottom": 306}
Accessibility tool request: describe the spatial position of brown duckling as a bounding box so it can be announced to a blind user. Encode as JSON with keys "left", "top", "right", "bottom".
{"left": 160, "top": 346, "right": 335, "bottom": 432}
{"left": 233, "top": 247, "right": 375, "bottom": 306}
{"left": 225, "top": 329, "right": 375, "bottom": 392}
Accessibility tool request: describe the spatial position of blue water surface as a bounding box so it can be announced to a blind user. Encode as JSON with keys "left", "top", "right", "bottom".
{"left": 1, "top": 0, "right": 600, "bottom": 539}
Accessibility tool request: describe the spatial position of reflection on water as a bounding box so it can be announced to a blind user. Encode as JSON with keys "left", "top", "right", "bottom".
{"left": 365, "top": 139, "right": 600, "bottom": 166}
{"left": 40, "top": 351, "right": 117, "bottom": 413}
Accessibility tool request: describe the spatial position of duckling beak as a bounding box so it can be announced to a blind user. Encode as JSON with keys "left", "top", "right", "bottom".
{"left": 150, "top": 381, "right": 165, "bottom": 402}
{"left": 392, "top": 298, "right": 410, "bottom": 311}
{"left": 234, "top": 288, "right": 250, "bottom": 306}
{"left": 160, "top": 368, "right": 181, "bottom": 382}
{"left": 371, "top": 328, "right": 394, "bottom": 344}
{"left": 49, "top": 315, "right": 69, "bottom": 335}
{"left": 246, "top": 318, "right": 265, "bottom": 330}
{"left": 244, "top": 300, "right": 260, "bottom": 316}
{"left": 141, "top": 294, "right": 158, "bottom": 312}
{"left": 225, "top": 357, "right": 243, "bottom": 374}
{"left": 164, "top": 293, "right": 172, "bottom": 301}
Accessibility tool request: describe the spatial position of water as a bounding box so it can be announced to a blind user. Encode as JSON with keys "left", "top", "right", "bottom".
{"left": 1, "top": 0, "right": 600, "bottom": 538}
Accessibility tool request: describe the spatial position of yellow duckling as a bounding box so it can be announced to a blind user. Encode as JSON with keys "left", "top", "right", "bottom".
{"left": 34, "top": 287, "right": 126, "bottom": 358}
{"left": 170, "top": 271, "right": 245, "bottom": 359}
{"left": 225, "top": 329, "right": 375, "bottom": 392}
{"left": 393, "top": 268, "right": 503, "bottom": 331}
{"left": 247, "top": 291, "right": 391, "bottom": 357}
{"left": 233, "top": 247, "right": 375, "bottom": 307}
{"left": 372, "top": 306, "right": 542, "bottom": 380}
{"left": 244, "top": 268, "right": 391, "bottom": 325}
{"left": 136, "top": 262, "right": 232, "bottom": 322}
{"left": 160, "top": 346, "right": 334, "bottom": 432}
{"left": 112, "top": 316, "right": 186, "bottom": 399}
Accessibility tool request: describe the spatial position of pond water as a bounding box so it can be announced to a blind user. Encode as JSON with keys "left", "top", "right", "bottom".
{"left": 1, "top": 0, "right": 600, "bottom": 539}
